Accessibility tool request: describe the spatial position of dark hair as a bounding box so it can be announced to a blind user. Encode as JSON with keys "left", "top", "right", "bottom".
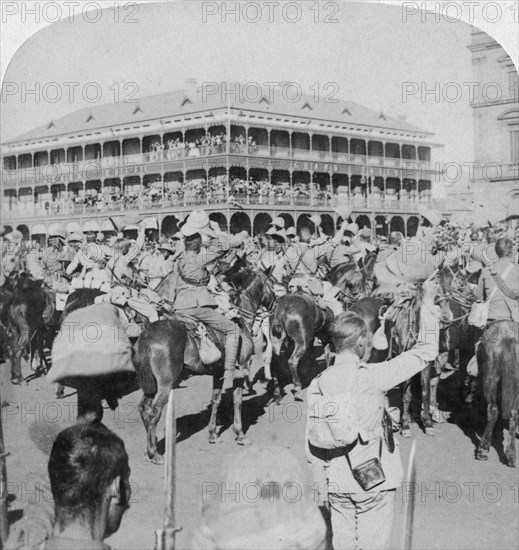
{"left": 495, "top": 237, "right": 514, "bottom": 258}
{"left": 49, "top": 423, "right": 130, "bottom": 525}
{"left": 330, "top": 312, "right": 368, "bottom": 354}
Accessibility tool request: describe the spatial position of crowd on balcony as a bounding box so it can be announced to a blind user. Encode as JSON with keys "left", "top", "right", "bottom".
{"left": 146, "top": 133, "right": 258, "bottom": 161}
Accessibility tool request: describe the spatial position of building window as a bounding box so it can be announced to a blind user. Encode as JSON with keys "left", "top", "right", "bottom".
{"left": 509, "top": 71, "right": 519, "bottom": 101}
{"left": 511, "top": 129, "right": 519, "bottom": 163}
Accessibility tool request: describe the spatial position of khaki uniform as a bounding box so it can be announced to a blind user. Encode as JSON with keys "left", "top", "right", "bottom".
{"left": 308, "top": 303, "right": 440, "bottom": 550}
{"left": 40, "top": 245, "right": 70, "bottom": 292}
{"left": 475, "top": 257, "right": 519, "bottom": 323}
{"left": 168, "top": 241, "right": 241, "bottom": 376}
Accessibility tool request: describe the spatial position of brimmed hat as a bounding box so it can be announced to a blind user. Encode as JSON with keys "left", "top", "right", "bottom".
{"left": 191, "top": 446, "right": 326, "bottom": 550}
{"left": 309, "top": 214, "right": 322, "bottom": 227}
{"left": 344, "top": 222, "right": 359, "bottom": 236}
{"left": 266, "top": 227, "right": 286, "bottom": 243}
{"left": 335, "top": 205, "right": 353, "bottom": 221}
{"left": 359, "top": 227, "right": 371, "bottom": 238}
{"left": 181, "top": 210, "right": 216, "bottom": 237}
{"left": 96, "top": 232, "right": 105, "bottom": 242}
{"left": 286, "top": 227, "right": 297, "bottom": 237}
{"left": 418, "top": 207, "right": 443, "bottom": 227}
{"left": 68, "top": 232, "right": 84, "bottom": 243}
{"left": 5, "top": 230, "right": 23, "bottom": 244}
{"left": 48, "top": 224, "right": 67, "bottom": 241}
{"left": 270, "top": 216, "right": 286, "bottom": 229}
{"left": 157, "top": 239, "right": 176, "bottom": 254}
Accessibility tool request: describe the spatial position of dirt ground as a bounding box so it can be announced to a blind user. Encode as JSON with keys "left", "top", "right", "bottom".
{"left": 2, "top": 355, "right": 518, "bottom": 550}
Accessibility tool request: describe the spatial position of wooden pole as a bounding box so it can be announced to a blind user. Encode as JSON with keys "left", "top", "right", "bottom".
{"left": 0, "top": 232, "right": 9, "bottom": 546}
{"left": 154, "top": 389, "right": 181, "bottom": 550}
{"left": 402, "top": 439, "right": 417, "bottom": 550}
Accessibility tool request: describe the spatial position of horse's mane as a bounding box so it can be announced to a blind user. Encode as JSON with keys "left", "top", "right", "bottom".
{"left": 228, "top": 267, "right": 274, "bottom": 313}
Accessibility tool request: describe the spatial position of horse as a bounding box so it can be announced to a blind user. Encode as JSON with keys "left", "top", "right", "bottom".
{"left": 325, "top": 252, "right": 378, "bottom": 309}
{"left": 268, "top": 253, "right": 377, "bottom": 403}
{"left": 136, "top": 265, "right": 274, "bottom": 462}
{"left": 381, "top": 265, "right": 476, "bottom": 437}
{"left": 270, "top": 293, "right": 334, "bottom": 402}
{"left": 216, "top": 255, "right": 277, "bottom": 382}
{"left": 4, "top": 274, "right": 52, "bottom": 384}
{"left": 476, "top": 321, "right": 518, "bottom": 467}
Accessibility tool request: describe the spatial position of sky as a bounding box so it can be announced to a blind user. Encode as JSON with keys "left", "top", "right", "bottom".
{"left": 1, "top": 0, "right": 518, "bottom": 182}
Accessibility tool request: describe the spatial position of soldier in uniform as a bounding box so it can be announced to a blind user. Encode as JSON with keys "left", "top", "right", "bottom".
{"left": 166, "top": 210, "right": 246, "bottom": 380}
{"left": 41, "top": 225, "right": 70, "bottom": 293}
{"left": 147, "top": 239, "right": 177, "bottom": 290}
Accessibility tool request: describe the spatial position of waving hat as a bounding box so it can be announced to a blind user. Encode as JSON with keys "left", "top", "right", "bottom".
{"left": 270, "top": 216, "right": 286, "bottom": 229}
{"left": 309, "top": 214, "right": 322, "bottom": 227}
{"left": 181, "top": 210, "right": 216, "bottom": 237}
{"left": 266, "top": 227, "right": 286, "bottom": 243}
{"left": 418, "top": 206, "right": 443, "bottom": 227}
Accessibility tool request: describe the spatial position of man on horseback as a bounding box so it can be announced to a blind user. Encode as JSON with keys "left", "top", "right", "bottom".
{"left": 147, "top": 238, "right": 178, "bottom": 290}
{"left": 165, "top": 210, "right": 246, "bottom": 380}
{"left": 474, "top": 237, "right": 519, "bottom": 324}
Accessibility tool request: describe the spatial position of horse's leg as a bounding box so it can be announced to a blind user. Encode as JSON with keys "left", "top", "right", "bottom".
{"left": 401, "top": 380, "right": 412, "bottom": 438}
{"left": 476, "top": 376, "right": 498, "bottom": 461}
{"left": 505, "top": 409, "right": 518, "bottom": 468}
{"left": 262, "top": 318, "right": 273, "bottom": 380}
{"left": 288, "top": 338, "right": 306, "bottom": 402}
{"left": 421, "top": 362, "right": 435, "bottom": 435}
{"left": 232, "top": 377, "right": 251, "bottom": 446}
{"left": 269, "top": 353, "right": 283, "bottom": 405}
{"left": 143, "top": 386, "right": 170, "bottom": 464}
{"left": 10, "top": 354, "right": 23, "bottom": 385}
{"left": 208, "top": 374, "right": 224, "bottom": 444}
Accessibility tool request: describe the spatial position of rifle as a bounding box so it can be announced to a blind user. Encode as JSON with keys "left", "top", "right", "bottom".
{"left": 154, "top": 389, "right": 181, "bottom": 550}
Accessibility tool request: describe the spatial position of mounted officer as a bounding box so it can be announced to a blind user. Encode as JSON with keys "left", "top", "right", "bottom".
{"left": 165, "top": 210, "right": 246, "bottom": 380}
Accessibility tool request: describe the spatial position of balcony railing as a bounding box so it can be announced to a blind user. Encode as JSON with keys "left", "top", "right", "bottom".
{"left": 1, "top": 192, "right": 461, "bottom": 223}
{"left": 2, "top": 146, "right": 433, "bottom": 186}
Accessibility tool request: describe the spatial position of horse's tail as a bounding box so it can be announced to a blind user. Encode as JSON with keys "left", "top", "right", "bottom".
{"left": 134, "top": 332, "right": 158, "bottom": 396}
{"left": 134, "top": 319, "right": 186, "bottom": 395}
{"left": 500, "top": 335, "right": 519, "bottom": 418}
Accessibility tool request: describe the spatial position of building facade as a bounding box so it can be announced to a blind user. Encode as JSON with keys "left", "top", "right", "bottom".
{"left": 468, "top": 29, "right": 519, "bottom": 217}
{"left": 1, "top": 80, "right": 463, "bottom": 241}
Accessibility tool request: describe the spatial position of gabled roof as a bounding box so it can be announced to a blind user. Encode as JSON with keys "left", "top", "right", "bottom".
{"left": 5, "top": 82, "right": 431, "bottom": 144}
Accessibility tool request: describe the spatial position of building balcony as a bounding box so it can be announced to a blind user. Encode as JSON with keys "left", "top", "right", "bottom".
{"left": 1, "top": 145, "right": 434, "bottom": 188}
{"left": 1, "top": 191, "right": 464, "bottom": 224}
